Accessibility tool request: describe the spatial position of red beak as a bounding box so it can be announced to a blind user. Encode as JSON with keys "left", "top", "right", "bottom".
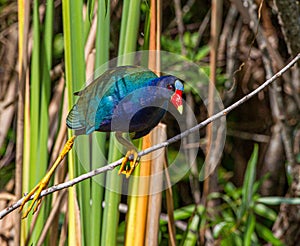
{"left": 171, "top": 89, "right": 183, "bottom": 114}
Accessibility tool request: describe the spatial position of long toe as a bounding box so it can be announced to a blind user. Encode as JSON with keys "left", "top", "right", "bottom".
{"left": 118, "top": 149, "right": 140, "bottom": 178}
{"left": 20, "top": 177, "right": 49, "bottom": 219}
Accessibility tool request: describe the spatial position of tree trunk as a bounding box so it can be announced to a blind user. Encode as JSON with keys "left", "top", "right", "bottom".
{"left": 272, "top": 0, "right": 300, "bottom": 244}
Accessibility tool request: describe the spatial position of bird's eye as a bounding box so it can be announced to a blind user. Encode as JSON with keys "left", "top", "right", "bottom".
{"left": 167, "top": 84, "right": 174, "bottom": 90}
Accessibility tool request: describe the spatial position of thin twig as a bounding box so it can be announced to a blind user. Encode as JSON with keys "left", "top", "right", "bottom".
{"left": 226, "top": 129, "right": 270, "bottom": 143}
{"left": 166, "top": 0, "right": 195, "bottom": 30}
{"left": 0, "top": 53, "right": 299, "bottom": 219}
{"left": 173, "top": 0, "right": 187, "bottom": 55}
{"left": 193, "top": 9, "right": 211, "bottom": 54}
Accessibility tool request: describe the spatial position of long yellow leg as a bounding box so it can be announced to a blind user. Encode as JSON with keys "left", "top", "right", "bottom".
{"left": 19, "top": 135, "right": 76, "bottom": 218}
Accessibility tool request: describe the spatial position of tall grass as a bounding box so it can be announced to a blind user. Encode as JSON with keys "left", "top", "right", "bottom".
{"left": 18, "top": 0, "right": 29, "bottom": 244}
{"left": 21, "top": 0, "right": 54, "bottom": 244}
{"left": 62, "top": 0, "right": 87, "bottom": 244}
{"left": 89, "top": 1, "right": 110, "bottom": 245}
{"left": 20, "top": 0, "right": 170, "bottom": 244}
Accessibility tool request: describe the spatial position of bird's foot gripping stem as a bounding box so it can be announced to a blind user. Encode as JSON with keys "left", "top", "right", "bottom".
{"left": 19, "top": 174, "right": 51, "bottom": 219}
{"left": 118, "top": 149, "right": 140, "bottom": 178}
{"left": 19, "top": 136, "right": 76, "bottom": 219}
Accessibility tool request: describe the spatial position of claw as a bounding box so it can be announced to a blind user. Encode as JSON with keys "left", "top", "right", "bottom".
{"left": 118, "top": 149, "right": 140, "bottom": 178}
{"left": 19, "top": 136, "right": 76, "bottom": 219}
{"left": 19, "top": 176, "right": 49, "bottom": 218}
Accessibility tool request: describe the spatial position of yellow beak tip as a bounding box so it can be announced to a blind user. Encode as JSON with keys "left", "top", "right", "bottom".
{"left": 177, "top": 105, "right": 183, "bottom": 114}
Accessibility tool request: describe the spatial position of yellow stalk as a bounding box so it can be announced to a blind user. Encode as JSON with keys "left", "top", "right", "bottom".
{"left": 126, "top": 1, "right": 163, "bottom": 244}
{"left": 125, "top": 136, "right": 152, "bottom": 245}
{"left": 18, "top": 0, "right": 30, "bottom": 244}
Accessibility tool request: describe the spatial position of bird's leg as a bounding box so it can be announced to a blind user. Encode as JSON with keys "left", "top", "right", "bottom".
{"left": 19, "top": 135, "right": 76, "bottom": 218}
{"left": 115, "top": 132, "right": 139, "bottom": 178}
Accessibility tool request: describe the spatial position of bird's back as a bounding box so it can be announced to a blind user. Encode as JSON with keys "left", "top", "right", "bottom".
{"left": 66, "top": 66, "right": 158, "bottom": 134}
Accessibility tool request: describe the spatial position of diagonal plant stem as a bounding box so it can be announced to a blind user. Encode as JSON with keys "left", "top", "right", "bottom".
{"left": 1, "top": 53, "right": 299, "bottom": 219}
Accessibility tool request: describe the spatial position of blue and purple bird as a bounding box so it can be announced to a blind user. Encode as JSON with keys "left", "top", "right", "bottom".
{"left": 20, "top": 66, "right": 184, "bottom": 217}
{"left": 66, "top": 66, "right": 184, "bottom": 176}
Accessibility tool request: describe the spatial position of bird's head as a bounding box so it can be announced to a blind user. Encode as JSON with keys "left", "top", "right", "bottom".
{"left": 158, "top": 76, "right": 184, "bottom": 114}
